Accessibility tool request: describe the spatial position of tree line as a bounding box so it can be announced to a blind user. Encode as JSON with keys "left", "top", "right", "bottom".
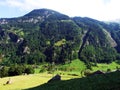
{"left": 0, "top": 65, "right": 34, "bottom": 78}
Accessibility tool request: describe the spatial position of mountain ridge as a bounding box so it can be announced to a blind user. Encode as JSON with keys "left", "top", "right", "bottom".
{"left": 0, "top": 9, "right": 120, "bottom": 67}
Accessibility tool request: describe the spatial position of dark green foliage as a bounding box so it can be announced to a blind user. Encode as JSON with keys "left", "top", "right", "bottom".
{"left": 74, "top": 17, "right": 119, "bottom": 67}
{"left": 0, "top": 66, "right": 8, "bottom": 78}
{"left": 44, "top": 46, "right": 55, "bottom": 63}
{"left": 9, "top": 32, "right": 19, "bottom": 42}
{"left": 0, "top": 9, "right": 120, "bottom": 66}
{"left": 0, "top": 65, "right": 34, "bottom": 77}
{"left": 80, "top": 46, "right": 117, "bottom": 63}
{"left": 8, "top": 66, "right": 17, "bottom": 76}
{"left": 25, "top": 66, "right": 34, "bottom": 74}
{"left": 39, "top": 67, "right": 47, "bottom": 73}
{"left": 8, "top": 65, "right": 25, "bottom": 76}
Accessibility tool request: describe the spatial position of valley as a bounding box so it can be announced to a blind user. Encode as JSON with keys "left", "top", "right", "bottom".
{"left": 0, "top": 61, "right": 120, "bottom": 90}
{"left": 0, "top": 9, "right": 120, "bottom": 90}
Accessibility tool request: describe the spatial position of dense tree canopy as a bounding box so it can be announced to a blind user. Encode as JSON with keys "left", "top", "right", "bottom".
{"left": 0, "top": 9, "right": 120, "bottom": 67}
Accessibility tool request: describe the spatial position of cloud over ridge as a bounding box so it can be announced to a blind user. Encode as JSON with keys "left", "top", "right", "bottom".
{"left": 0, "top": 0, "right": 120, "bottom": 21}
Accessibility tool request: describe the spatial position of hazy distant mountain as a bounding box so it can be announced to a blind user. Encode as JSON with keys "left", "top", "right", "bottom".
{"left": 0, "top": 9, "right": 120, "bottom": 67}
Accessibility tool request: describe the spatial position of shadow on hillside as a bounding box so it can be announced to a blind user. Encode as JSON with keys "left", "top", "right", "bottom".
{"left": 25, "top": 71, "right": 120, "bottom": 90}
{"left": 116, "top": 60, "right": 120, "bottom": 64}
{"left": 25, "top": 80, "right": 70, "bottom": 90}
{"left": 25, "top": 83, "right": 48, "bottom": 90}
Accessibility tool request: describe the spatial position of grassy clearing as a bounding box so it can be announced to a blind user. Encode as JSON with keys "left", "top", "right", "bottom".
{"left": 34, "top": 68, "right": 40, "bottom": 74}
{"left": 0, "top": 73, "right": 79, "bottom": 90}
{"left": 35, "top": 60, "right": 120, "bottom": 76}
{"left": 35, "top": 59, "right": 86, "bottom": 76}
{"left": 59, "top": 59, "right": 86, "bottom": 71}
{"left": 92, "top": 62, "right": 120, "bottom": 72}
{"left": 54, "top": 39, "right": 66, "bottom": 46}
{"left": 55, "top": 59, "right": 86, "bottom": 76}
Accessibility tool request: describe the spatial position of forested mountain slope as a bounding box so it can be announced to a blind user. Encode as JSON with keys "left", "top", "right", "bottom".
{"left": 0, "top": 9, "right": 120, "bottom": 67}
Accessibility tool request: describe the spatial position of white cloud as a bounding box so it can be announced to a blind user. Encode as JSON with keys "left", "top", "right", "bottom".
{"left": 0, "top": 0, "right": 120, "bottom": 21}
{"left": 102, "top": 0, "right": 120, "bottom": 20}
{"left": 102, "top": 0, "right": 111, "bottom": 5}
{"left": 7, "top": 0, "right": 23, "bottom": 7}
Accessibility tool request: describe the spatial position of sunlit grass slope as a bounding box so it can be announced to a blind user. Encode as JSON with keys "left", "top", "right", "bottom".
{"left": 92, "top": 62, "right": 120, "bottom": 71}
{"left": 0, "top": 73, "right": 79, "bottom": 90}
{"left": 56, "top": 59, "right": 86, "bottom": 75}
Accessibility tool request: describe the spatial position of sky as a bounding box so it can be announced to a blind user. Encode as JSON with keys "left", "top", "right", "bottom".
{"left": 0, "top": 0, "right": 120, "bottom": 21}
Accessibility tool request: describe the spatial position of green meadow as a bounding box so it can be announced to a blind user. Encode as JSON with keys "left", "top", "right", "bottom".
{"left": 0, "top": 73, "right": 79, "bottom": 90}
{"left": 0, "top": 59, "right": 120, "bottom": 90}
{"left": 92, "top": 62, "right": 120, "bottom": 72}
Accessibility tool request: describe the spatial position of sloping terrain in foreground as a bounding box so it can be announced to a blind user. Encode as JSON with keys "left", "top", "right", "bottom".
{"left": 0, "top": 73, "right": 79, "bottom": 90}
{"left": 27, "top": 71, "right": 120, "bottom": 90}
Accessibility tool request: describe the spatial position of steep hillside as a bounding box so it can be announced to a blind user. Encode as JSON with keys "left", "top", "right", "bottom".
{"left": 73, "top": 17, "right": 119, "bottom": 67}
{"left": 0, "top": 9, "right": 81, "bottom": 65}
{"left": 0, "top": 9, "right": 120, "bottom": 67}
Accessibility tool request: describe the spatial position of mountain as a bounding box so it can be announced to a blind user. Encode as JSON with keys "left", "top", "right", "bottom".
{"left": 0, "top": 9, "right": 120, "bottom": 67}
